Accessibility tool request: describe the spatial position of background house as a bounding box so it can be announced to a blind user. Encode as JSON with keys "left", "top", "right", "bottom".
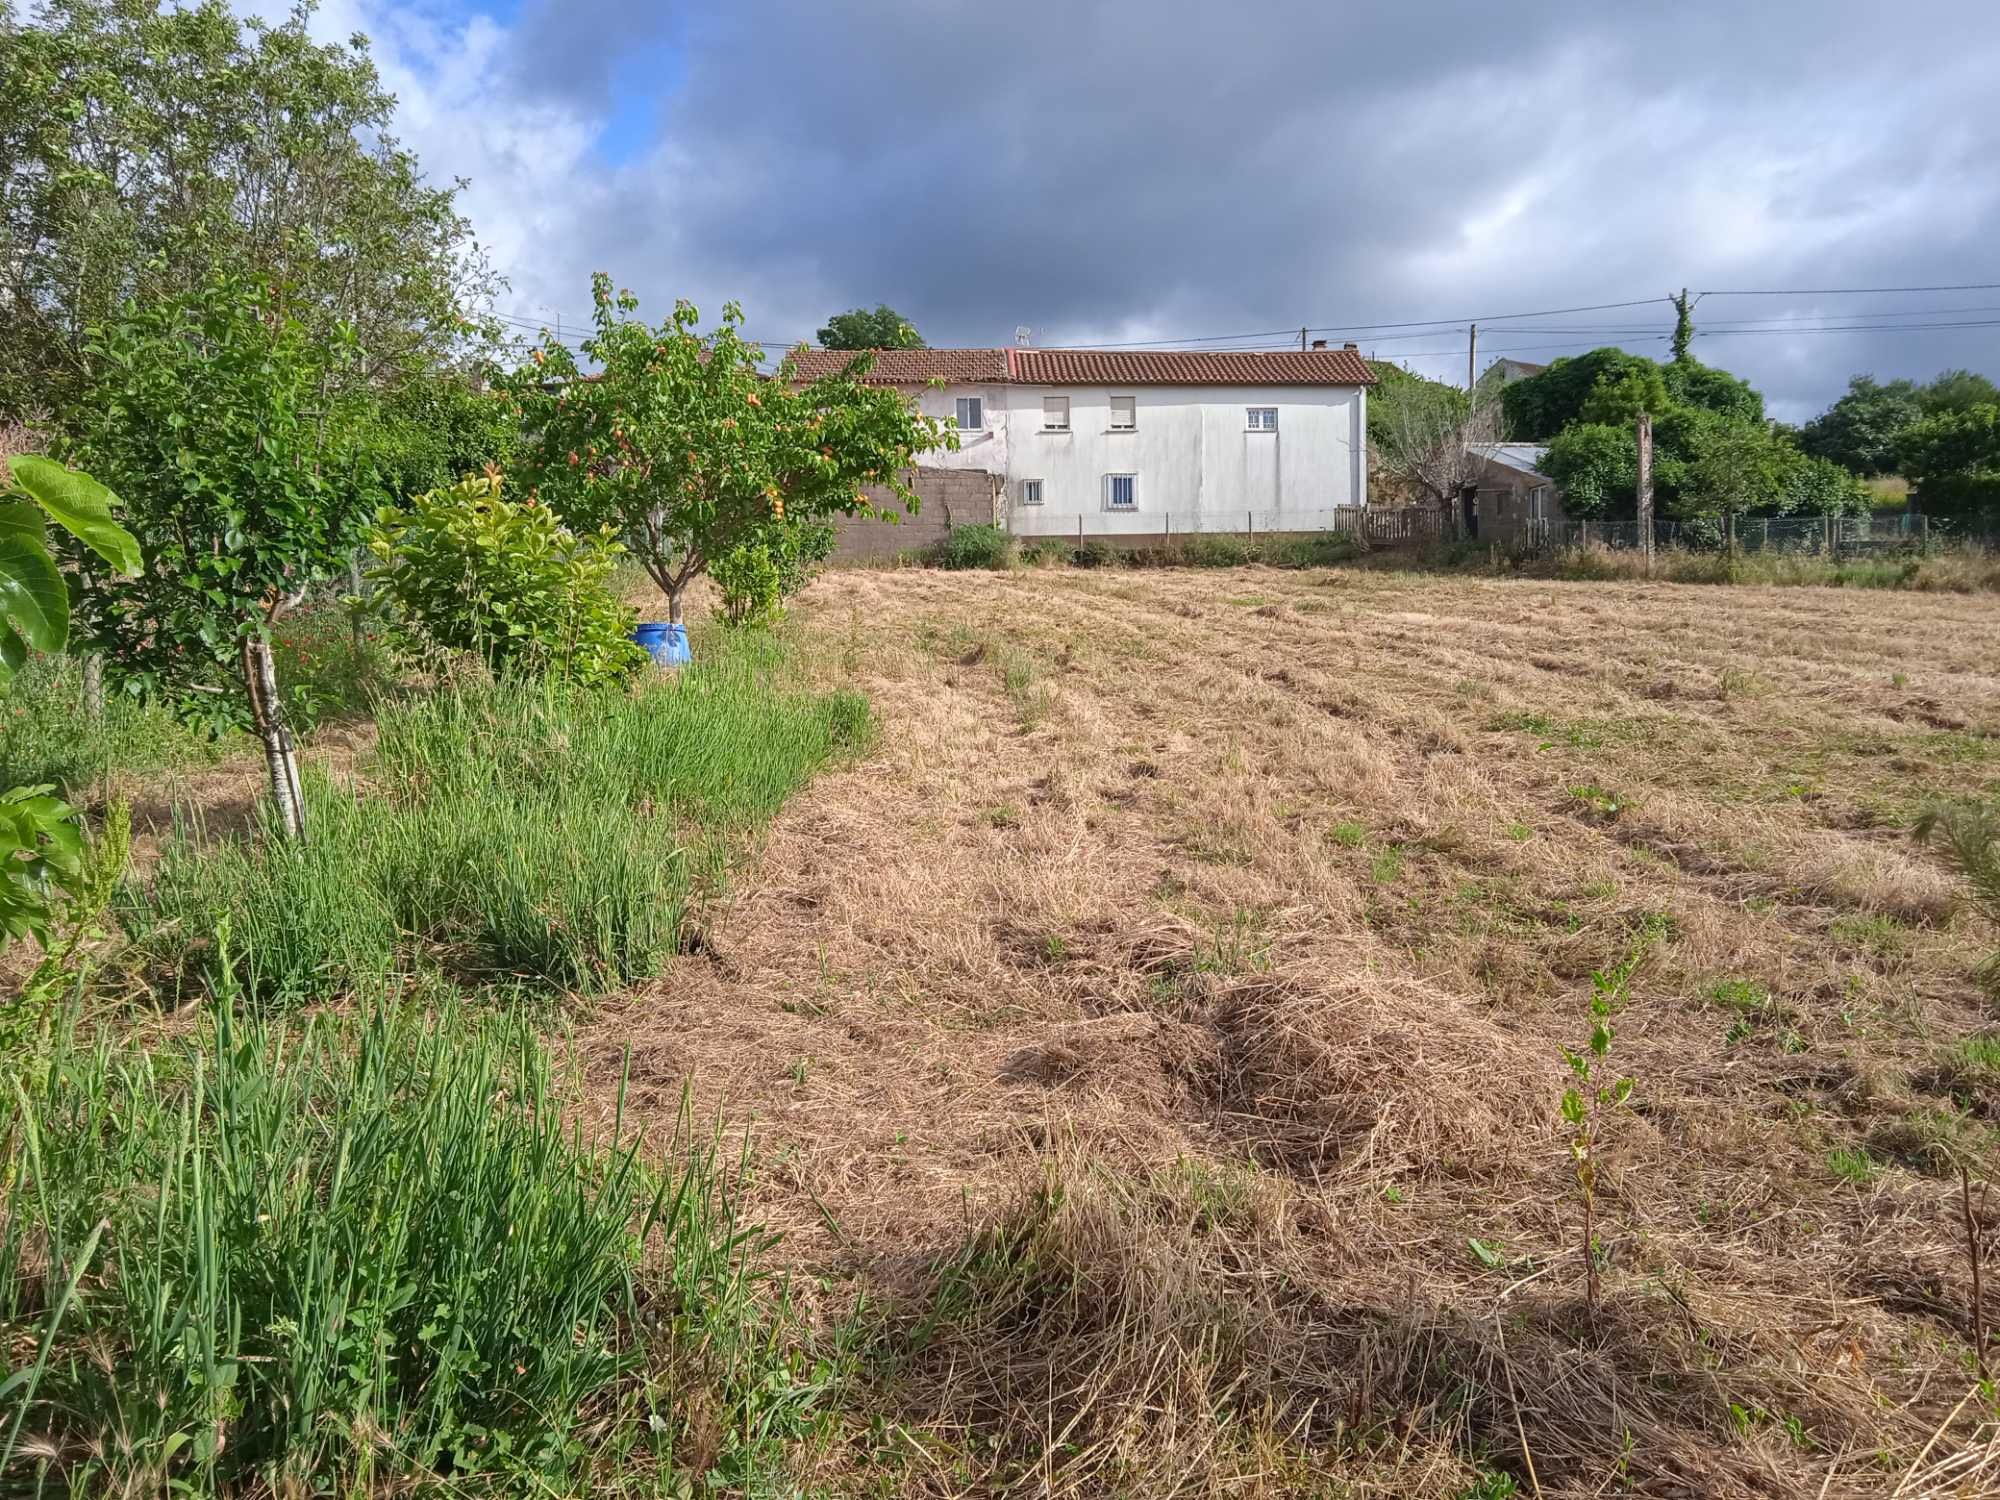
{"left": 1464, "top": 442, "right": 1566, "bottom": 545}
{"left": 790, "top": 345, "right": 1373, "bottom": 542}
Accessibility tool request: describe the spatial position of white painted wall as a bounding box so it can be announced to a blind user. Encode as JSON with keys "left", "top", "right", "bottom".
{"left": 898, "top": 381, "right": 1366, "bottom": 536}
{"left": 904, "top": 383, "right": 1011, "bottom": 476}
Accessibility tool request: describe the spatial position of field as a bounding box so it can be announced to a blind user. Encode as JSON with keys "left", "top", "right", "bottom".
{"left": 575, "top": 565, "right": 2000, "bottom": 1495}
{"left": 8, "top": 562, "right": 2000, "bottom": 1496}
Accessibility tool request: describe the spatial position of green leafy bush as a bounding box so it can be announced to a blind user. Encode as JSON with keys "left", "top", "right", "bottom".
{"left": 931, "top": 523, "right": 1017, "bottom": 570}
{"left": 713, "top": 519, "right": 836, "bottom": 625}
{"left": 367, "top": 475, "right": 646, "bottom": 686}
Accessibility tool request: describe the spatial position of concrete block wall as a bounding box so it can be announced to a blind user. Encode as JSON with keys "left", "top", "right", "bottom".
{"left": 829, "top": 466, "right": 1001, "bottom": 562}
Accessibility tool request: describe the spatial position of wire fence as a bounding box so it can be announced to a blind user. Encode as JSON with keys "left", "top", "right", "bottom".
{"left": 1004, "top": 506, "right": 1993, "bottom": 556}
{"left": 1550, "top": 513, "right": 1995, "bottom": 556}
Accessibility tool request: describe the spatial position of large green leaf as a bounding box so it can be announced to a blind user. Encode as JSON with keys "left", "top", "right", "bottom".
{"left": 7, "top": 456, "right": 141, "bottom": 574}
{"left": 0, "top": 534, "right": 69, "bottom": 652}
{"left": 0, "top": 500, "right": 47, "bottom": 549}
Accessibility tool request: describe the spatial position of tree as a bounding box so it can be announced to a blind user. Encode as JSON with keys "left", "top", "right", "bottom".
{"left": 0, "top": 0, "right": 500, "bottom": 419}
{"left": 1542, "top": 423, "right": 1638, "bottom": 518}
{"left": 816, "top": 304, "right": 925, "bottom": 350}
{"left": 1919, "top": 369, "right": 2000, "bottom": 417}
{"left": 56, "top": 270, "right": 375, "bottom": 837}
{"left": 0, "top": 454, "right": 138, "bottom": 948}
{"left": 1800, "top": 375, "right": 1924, "bottom": 475}
{"left": 371, "top": 368, "right": 520, "bottom": 501}
{"left": 1503, "top": 348, "right": 1762, "bottom": 440}
{"left": 1900, "top": 404, "right": 2000, "bottom": 523}
{"left": 1683, "top": 421, "right": 1793, "bottom": 523}
{"left": 506, "top": 275, "right": 952, "bottom": 626}
{"left": 1367, "top": 364, "right": 1499, "bottom": 514}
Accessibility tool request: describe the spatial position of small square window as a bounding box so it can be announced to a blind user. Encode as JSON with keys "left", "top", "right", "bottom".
{"left": 1109, "top": 395, "right": 1136, "bottom": 430}
{"left": 955, "top": 396, "right": 983, "bottom": 431}
{"left": 1105, "top": 473, "right": 1136, "bottom": 509}
{"left": 1247, "top": 407, "right": 1278, "bottom": 432}
{"left": 1019, "top": 479, "right": 1044, "bottom": 506}
{"left": 1043, "top": 396, "right": 1070, "bottom": 431}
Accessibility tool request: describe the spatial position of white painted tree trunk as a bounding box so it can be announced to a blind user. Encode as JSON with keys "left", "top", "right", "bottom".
{"left": 241, "top": 636, "right": 306, "bottom": 842}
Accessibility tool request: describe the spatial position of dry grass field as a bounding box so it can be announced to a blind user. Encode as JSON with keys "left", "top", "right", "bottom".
{"left": 581, "top": 564, "right": 2000, "bottom": 1497}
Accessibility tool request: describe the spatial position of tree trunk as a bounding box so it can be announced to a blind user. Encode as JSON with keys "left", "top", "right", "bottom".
{"left": 667, "top": 587, "right": 685, "bottom": 625}
{"left": 241, "top": 636, "right": 306, "bottom": 842}
{"left": 81, "top": 654, "right": 104, "bottom": 720}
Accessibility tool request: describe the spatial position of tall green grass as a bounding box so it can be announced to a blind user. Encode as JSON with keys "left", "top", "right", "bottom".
{"left": 0, "top": 656, "right": 228, "bottom": 794}
{"left": 0, "top": 953, "right": 824, "bottom": 1495}
{"left": 132, "top": 635, "right": 871, "bottom": 1003}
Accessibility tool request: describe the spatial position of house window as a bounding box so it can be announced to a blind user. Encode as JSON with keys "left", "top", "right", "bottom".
{"left": 955, "top": 396, "right": 983, "bottom": 431}
{"left": 1043, "top": 396, "right": 1070, "bottom": 432}
{"left": 1104, "top": 473, "right": 1136, "bottom": 509}
{"left": 1247, "top": 407, "right": 1278, "bottom": 432}
{"left": 1019, "top": 479, "right": 1044, "bottom": 506}
{"left": 1109, "top": 395, "right": 1136, "bottom": 430}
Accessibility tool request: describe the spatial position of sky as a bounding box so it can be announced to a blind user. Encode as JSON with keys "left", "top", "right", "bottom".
{"left": 267, "top": 0, "right": 2000, "bottom": 422}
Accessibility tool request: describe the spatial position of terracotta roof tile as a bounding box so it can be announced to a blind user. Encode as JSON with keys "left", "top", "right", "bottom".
{"left": 784, "top": 348, "right": 1011, "bottom": 385}
{"left": 785, "top": 345, "right": 1374, "bottom": 387}
{"left": 1008, "top": 346, "right": 1376, "bottom": 386}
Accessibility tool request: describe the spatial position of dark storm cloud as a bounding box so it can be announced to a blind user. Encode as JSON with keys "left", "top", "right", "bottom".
{"left": 476, "top": 0, "right": 2000, "bottom": 418}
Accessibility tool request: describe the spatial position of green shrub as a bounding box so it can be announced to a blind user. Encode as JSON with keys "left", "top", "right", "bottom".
{"left": 132, "top": 635, "right": 868, "bottom": 1003}
{"left": 930, "top": 522, "right": 1017, "bottom": 570}
{"left": 1176, "top": 534, "right": 1256, "bottom": 567}
{"left": 366, "top": 475, "right": 647, "bottom": 686}
{"left": 713, "top": 519, "right": 836, "bottom": 625}
{"left": 1072, "top": 538, "right": 1120, "bottom": 569}
{"left": 0, "top": 990, "right": 808, "bottom": 1494}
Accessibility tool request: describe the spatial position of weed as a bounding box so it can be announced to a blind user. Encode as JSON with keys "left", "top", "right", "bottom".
{"left": 1568, "top": 783, "right": 1630, "bottom": 818}
{"left": 1504, "top": 821, "right": 1534, "bottom": 842}
{"left": 930, "top": 524, "right": 1017, "bottom": 570}
{"left": 1827, "top": 1146, "right": 1879, "bottom": 1185}
{"left": 1559, "top": 916, "right": 1666, "bottom": 1315}
{"left": 1330, "top": 819, "right": 1368, "bottom": 848}
{"left": 1707, "top": 977, "right": 1771, "bottom": 1011}
{"left": 1914, "top": 800, "right": 2000, "bottom": 992}
{"left": 1370, "top": 846, "right": 1404, "bottom": 883}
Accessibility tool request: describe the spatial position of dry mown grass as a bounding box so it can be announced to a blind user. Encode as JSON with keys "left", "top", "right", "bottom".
{"left": 581, "top": 564, "right": 2000, "bottom": 1496}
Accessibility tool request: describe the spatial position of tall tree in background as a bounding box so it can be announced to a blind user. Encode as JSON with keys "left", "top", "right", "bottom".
{"left": 1799, "top": 376, "right": 1924, "bottom": 475}
{"left": 816, "top": 304, "right": 925, "bottom": 350}
{"left": 0, "top": 0, "right": 502, "bottom": 419}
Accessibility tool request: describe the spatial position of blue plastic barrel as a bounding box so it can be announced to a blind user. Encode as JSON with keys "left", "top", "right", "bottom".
{"left": 633, "top": 621, "right": 690, "bottom": 667}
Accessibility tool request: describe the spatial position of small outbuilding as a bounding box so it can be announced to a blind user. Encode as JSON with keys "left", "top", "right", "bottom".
{"left": 1461, "top": 443, "right": 1565, "bottom": 546}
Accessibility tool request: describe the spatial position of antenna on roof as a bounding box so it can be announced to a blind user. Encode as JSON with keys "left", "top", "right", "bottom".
{"left": 1014, "top": 325, "right": 1033, "bottom": 347}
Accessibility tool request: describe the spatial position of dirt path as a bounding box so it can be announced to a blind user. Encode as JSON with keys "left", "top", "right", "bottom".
{"left": 579, "top": 564, "right": 2000, "bottom": 1494}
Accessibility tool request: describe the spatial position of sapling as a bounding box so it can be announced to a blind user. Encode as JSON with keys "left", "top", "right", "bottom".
{"left": 1559, "top": 917, "right": 1665, "bottom": 1315}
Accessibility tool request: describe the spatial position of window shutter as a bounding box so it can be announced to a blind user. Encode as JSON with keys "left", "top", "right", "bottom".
{"left": 1111, "top": 396, "right": 1134, "bottom": 429}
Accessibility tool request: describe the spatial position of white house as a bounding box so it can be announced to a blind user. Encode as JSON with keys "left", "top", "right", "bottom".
{"left": 788, "top": 345, "right": 1373, "bottom": 539}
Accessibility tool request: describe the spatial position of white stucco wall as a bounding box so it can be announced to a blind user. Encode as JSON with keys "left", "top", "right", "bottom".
{"left": 901, "top": 382, "right": 1366, "bottom": 536}
{"left": 902, "top": 384, "right": 1011, "bottom": 477}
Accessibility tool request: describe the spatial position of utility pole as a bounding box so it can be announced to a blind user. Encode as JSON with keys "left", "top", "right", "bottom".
{"left": 1300, "top": 326, "right": 1308, "bottom": 352}
{"left": 1467, "top": 323, "right": 1478, "bottom": 389}
{"left": 1669, "top": 288, "right": 1697, "bottom": 362}
{"left": 1635, "top": 411, "right": 1655, "bottom": 573}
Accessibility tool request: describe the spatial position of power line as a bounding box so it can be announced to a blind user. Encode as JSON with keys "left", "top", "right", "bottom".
{"left": 1699, "top": 282, "right": 2000, "bottom": 297}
